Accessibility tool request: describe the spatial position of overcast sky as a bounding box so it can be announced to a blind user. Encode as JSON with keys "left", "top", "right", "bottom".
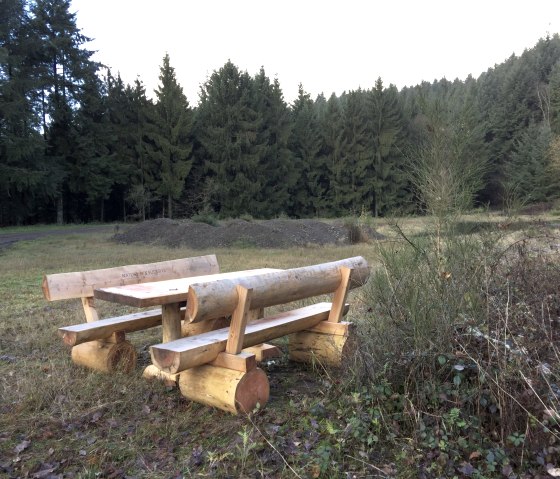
{"left": 70, "top": 0, "right": 560, "bottom": 106}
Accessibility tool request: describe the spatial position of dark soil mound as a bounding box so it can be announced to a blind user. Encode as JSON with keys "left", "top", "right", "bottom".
{"left": 113, "top": 218, "right": 382, "bottom": 249}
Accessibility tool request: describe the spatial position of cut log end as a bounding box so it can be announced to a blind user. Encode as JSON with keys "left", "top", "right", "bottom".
{"left": 42, "top": 275, "right": 51, "bottom": 301}
{"left": 149, "top": 347, "right": 180, "bottom": 373}
{"left": 61, "top": 331, "right": 78, "bottom": 347}
{"left": 71, "top": 340, "right": 137, "bottom": 373}
{"left": 179, "top": 365, "right": 269, "bottom": 415}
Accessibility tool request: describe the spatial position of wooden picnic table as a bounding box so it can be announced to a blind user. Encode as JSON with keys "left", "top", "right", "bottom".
{"left": 93, "top": 268, "right": 281, "bottom": 342}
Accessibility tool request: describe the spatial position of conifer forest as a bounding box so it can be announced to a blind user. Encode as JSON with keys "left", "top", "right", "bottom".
{"left": 2, "top": 0, "right": 560, "bottom": 226}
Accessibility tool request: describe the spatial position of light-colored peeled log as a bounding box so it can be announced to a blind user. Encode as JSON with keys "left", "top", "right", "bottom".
{"left": 179, "top": 365, "right": 269, "bottom": 414}
{"left": 43, "top": 254, "right": 219, "bottom": 301}
{"left": 59, "top": 309, "right": 163, "bottom": 346}
{"left": 151, "top": 302, "right": 348, "bottom": 373}
{"left": 71, "top": 340, "right": 137, "bottom": 373}
{"left": 288, "top": 327, "right": 356, "bottom": 368}
{"left": 186, "top": 256, "right": 369, "bottom": 323}
{"left": 181, "top": 316, "right": 230, "bottom": 337}
{"left": 142, "top": 365, "right": 179, "bottom": 386}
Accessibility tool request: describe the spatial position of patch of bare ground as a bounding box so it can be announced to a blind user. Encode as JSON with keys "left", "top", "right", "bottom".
{"left": 113, "top": 218, "right": 384, "bottom": 249}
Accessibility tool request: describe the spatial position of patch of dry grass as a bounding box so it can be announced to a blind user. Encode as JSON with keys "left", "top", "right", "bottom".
{"left": 0, "top": 231, "right": 380, "bottom": 477}
{"left": 2, "top": 213, "right": 559, "bottom": 477}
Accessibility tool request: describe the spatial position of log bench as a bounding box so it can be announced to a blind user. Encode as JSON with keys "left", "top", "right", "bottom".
{"left": 43, "top": 255, "right": 370, "bottom": 414}
{"left": 149, "top": 256, "right": 370, "bottom": 414}
{"left": 42, "top": 255, "right": 220, "bottom": 372}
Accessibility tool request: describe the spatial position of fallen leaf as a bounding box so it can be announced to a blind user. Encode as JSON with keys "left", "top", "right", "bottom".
{"left": 14, "top": 440, "right": 30, "bottom": 454}
{"left": 32, "top": 463, "right": 58, "bottom": 478}
{"left": 548, "top": 468, "right": 560, "bottom": 477}
{"left": 79, "top": 450, "right": 87, "bottom": 456}
{"left": 469, "top": 451, "right": 481, "bottom": 460}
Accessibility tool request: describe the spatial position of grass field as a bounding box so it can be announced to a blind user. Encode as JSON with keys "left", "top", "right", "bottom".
{"left": 1, "top": 214, "right": 559, "bottom": 478}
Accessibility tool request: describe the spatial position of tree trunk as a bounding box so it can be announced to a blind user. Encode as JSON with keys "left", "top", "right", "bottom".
{"left": 56, "top": 196, "right": 64, "bottom": 225}
{"left": 168, "top": 194, "right": 173, "bottom": 219}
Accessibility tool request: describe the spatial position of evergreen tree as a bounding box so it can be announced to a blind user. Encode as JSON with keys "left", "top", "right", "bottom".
{"left": 251, "top": 68, "right": 294, "bottom": 217}
{"left": 153, "top": 53, "right": 193, "bottom": 218}
{"left": 289, "top": 84, "right": 323, "bottom": 216}
{"left": 104, "top": 71, "right": 136, "bottom": 221}
{"left": 71, "top": 70, "right": 115, "bottom": 221}
{"left": 321, "top": 93, "right": 344, "bottom": 214}
{"left": 338, "top": 89, "right": 370, "bottom": 213}
{"left": 30, "top": 0, "right": 97, "bottom": 223}
{"left": 0, "top": 0, "right": 48, "bottom": 224}
{"left": 124, "top": 79, "right": 158, "bottom": 220}
{"left": 504, "top": 123, "right": 553, "bottom": 203}
{"left": 367, "top": 78, "right": 407, "bottom": 216}
{"left": 197, "top": 60, "right": 261, "bottom": 217}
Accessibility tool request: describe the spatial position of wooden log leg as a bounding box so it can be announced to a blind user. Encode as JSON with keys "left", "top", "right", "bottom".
{"left": 71, "top": 340, "right": 137, "bottom": 373}
{"left": 146, "top": 317, "right": 234, "bottom": 387}
{"left": 143, "top": 365, "right": 180, "bottom": 386}
{"left": 178, "top": 365, "right": 269, "bottom": 415}
{"left": 288, "top": 324, "right": 356, "bottom": 368}
{"left": 162, "top": 303, "right": 182, "bottom": 342}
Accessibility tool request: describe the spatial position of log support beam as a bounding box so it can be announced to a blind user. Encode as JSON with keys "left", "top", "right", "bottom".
{"left": 71, "top": 339, "right": 137, "bottom": 373}
{"left": 179, "top": 365, "right": 269, "bottom": 415}
{"left": 143, "top": 365, "right": 180, "bottom": 386}
{"left": 288, "top": 321, "right": 355, "bottom": 368}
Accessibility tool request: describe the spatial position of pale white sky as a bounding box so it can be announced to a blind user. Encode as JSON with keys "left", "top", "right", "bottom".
{"left": 71, "top": 0, "right": 560, "bottom": 106}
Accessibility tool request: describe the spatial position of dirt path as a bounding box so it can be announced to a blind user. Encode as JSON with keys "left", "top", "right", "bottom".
{"left": 0, "top": 225, "right": 118, "bottom": 251}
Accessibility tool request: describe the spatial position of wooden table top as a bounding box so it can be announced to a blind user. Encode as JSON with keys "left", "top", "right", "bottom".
{"left": 93, "top": 268, "right": 281, "bottom": 308}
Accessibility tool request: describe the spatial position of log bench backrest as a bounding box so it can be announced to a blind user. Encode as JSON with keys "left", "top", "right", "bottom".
{"left": 42, "top": 254, "right": 220, "bottom": 301}
{"left": 185, "top": 256, "right": 369, "bottom": 323}
{"left": 149, "top": 256, "right": 370, "bottom": 373}
{"left": 43, "top": 255, "right": 220, "bottom": 323}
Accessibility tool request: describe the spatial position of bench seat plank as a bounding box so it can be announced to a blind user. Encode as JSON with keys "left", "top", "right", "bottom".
{"left": 150, "top": 302, "right": 349, "bottom": 374}
{"left": 59, "top": 309, "right": 163, "bottom": 346}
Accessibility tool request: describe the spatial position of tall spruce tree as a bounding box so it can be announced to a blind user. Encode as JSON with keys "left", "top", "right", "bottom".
{"left": 367, "top": 78, "right": 407, "bottom": 216}
{"left": 197, "top": 61, "right": 261, "bottom": 217}
{"left": 71, "top": 70, "right": 114, "bottom": 221}
{"left": 124, "top": 79, "right": 158, "bottom": 220}
{"left": 0, "top": 0, "right": 49, "bottom": 224}
{"left": 104, "top": 71, "right": 136, "bottom": 221}
{"left": 338, "top": 89, "right": 370, "bottom": 213}
{"left": 29, "top": 0, "right": 97, "bottom": 223}
{"left": 251, "top": 68, "right": 294, "bottom": 217}
{"left": 321, "top": 93, "right": 344, "bottom": 215}
{"left": 289, "top": 84, "right": 323, "bottom": 216}
{"left": 153, "top": 53, "right": 193, "bottom": 218}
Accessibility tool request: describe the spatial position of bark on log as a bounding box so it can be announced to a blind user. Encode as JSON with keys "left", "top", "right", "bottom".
{"left": 178, "top": 365, "right": 269, "bottom": 414}
{"left": 71, "top": 340, "right": 137, "bottom": 373}
{"left": 186, "top": 256, "right": 369, "bottom": 323}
